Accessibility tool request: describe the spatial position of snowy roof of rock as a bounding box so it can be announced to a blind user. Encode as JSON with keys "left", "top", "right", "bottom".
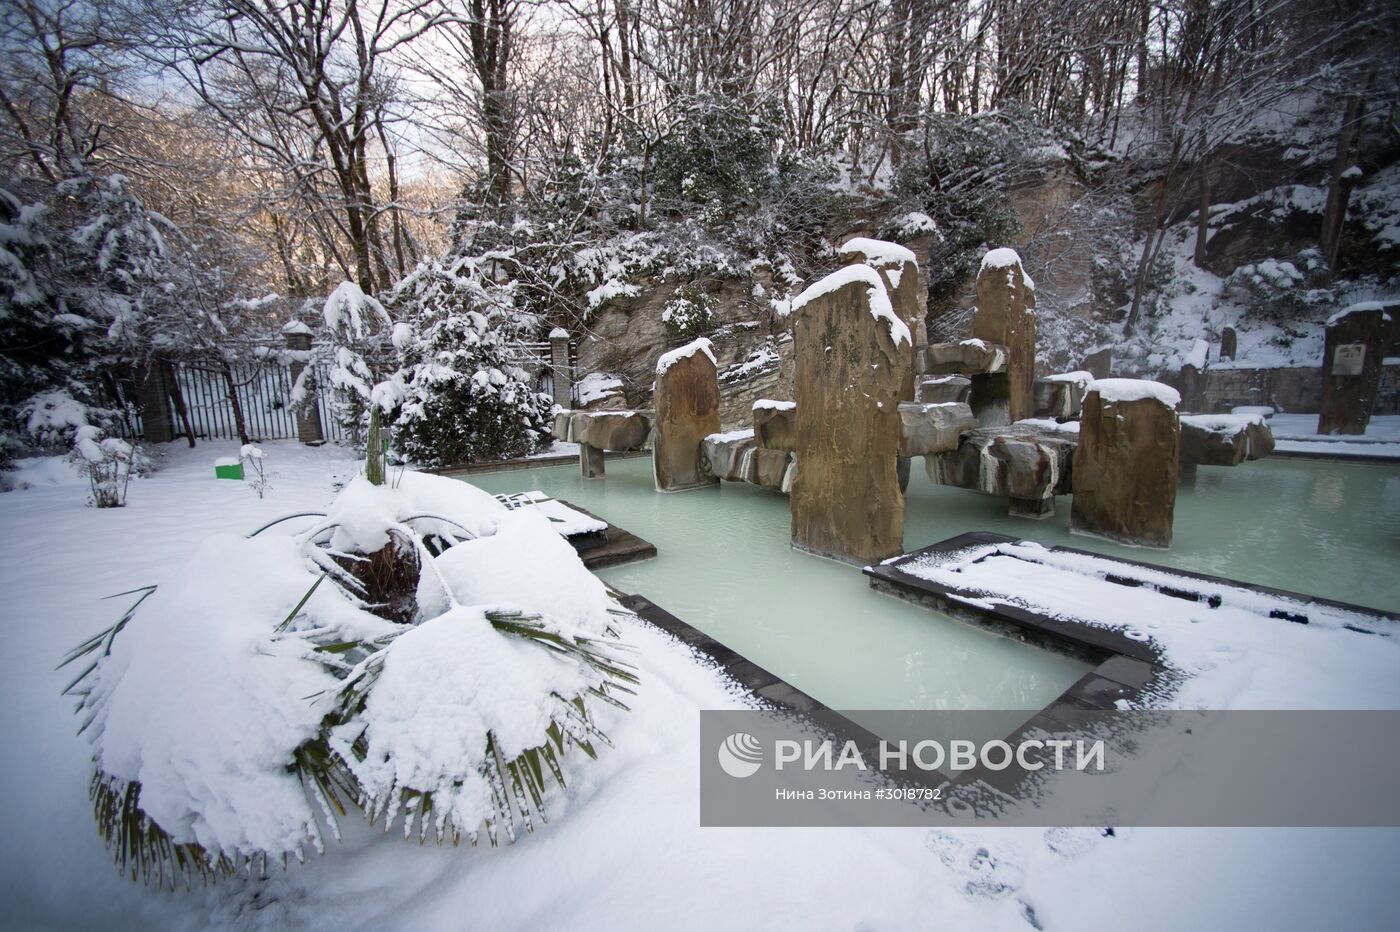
{"left": 1181, "top": 413, "right": 1266, "bottom": 433}
{"left": 979, "top": 247, "right": 1036, "bottom": 291}
{"left": 280, "top": 320, "right": 313, "bottom": 335}
{"left": 656, "top": 337, "right": 717, "bottom": 375}
{"left": 789, "top": 265, "right": 911, "bottom": 348}
{"left": 837, "top": 237, "right": 918, "bottom": 269}
{"left": 1043, "top": 370, "right": 1094, "bottom": 384}
{"left": 1087, "top": 378, "right": 1181, "bottom": 409}
{"left": 1327, "top": 301, "right": 1396, "bottom": 326}
{"left": 705, "top": 428, "right": 755, "bottom": 444}
{"left": 548, "top": 326, "right": 570, "bottom": 339}
{"left": 753, "top": 399, "right": 796, "bottom": 411}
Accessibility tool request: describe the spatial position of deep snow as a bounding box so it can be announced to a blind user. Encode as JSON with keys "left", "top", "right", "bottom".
{"left": 2, "top": 440, "right": 1398, "bottom": 931}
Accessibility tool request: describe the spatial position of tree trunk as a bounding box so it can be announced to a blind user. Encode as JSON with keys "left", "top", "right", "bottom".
{"left": 366, "top": 405, "right": 385, "bottom": 485}
{"left": 220, "top": 361, "right": 251, "bottom": 446}
{"left": 1194, "top": 167, "right": 1212, "bottom": 267}
{"left": 1320, "top": 93, "right": 1365, "bottom": 273}
{"left": 164, "top": 361, "right": 197, "bottom": 448}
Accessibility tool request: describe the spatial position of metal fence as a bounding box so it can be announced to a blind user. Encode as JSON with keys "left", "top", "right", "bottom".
{"left": 162, "top": 362, "right": 348, "bottom": 443}
{"left": 158, "top": 342, "right": 565, "bottom": 443}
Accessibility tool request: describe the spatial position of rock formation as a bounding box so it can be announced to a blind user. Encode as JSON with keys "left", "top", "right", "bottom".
{"left": 1034, "top": 371, "right": 1092, "bottom": 419}
{"left": 752, "top": 399, "right": 797, "bottom": 451}
{"left": 700, "top": 430, "right": 794, "bottom": 492}
{"left": 551, "top": 409, "right": 654, "bottom": 478}
{"left": 652, "top": 338, "right": 722, "bottom": 491}
{"left": 925, "top": 422, "right": 1077, "bottom": 518}
{"left": 1179, "top": 414, "right": 1275, "bottom": 467}
{"left": 970, "top": 248, "right": 1037, "bottom": 426}
{"left": 838, "top": 238, "right": 922, "bottom": 399}
{"left": 916, "top": 375, "right": 972, "bottom": 404}
{"left": 1317, "top": 303, "right": 1392, "bottom": 435}
{"left": 1071, "top": 379, "right": 1181, "bottom": 548}
{"left": 788, "top": 265, "right": 911, "bottom": 563}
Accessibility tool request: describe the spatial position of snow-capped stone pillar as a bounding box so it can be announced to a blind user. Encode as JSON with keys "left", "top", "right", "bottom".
{"left": 549, "top": 327, "right": 573, "bottom": 407}
{"left": 283, "top": 321, "right": 325, "bottom": 445}
{"left": 838, "top": 237, "right": 924, "bottom": 400}
{"left": 971, "top": 248, "right": 1037, "bottom": 426}
{"left": 652, "top": 338, "right": 721, "bottom": 491}
{"left": 1317, "top": 303, "right": 1392, "bottom": 435}
{"left": 134, "top": 362, "right": 174, "bottom": 444}
{"left": 1071, "top": 379, "right": 1181, "bottom": 549}
{"left": 789, "top": 266, "right": 912, "bottom": 564}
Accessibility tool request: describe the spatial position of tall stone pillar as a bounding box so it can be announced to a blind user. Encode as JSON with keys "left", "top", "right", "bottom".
{"left": 838, "top": 238, "right": 922, "bottom": 400}
{"left": 1317, "top": 304, "right": 1390, "bottom": 435}
{"left": 1071, "top": 379, "right": 1181, "bottom": 549}
{"left": 652, "top": 338, "right": 721, "bottom": 491}
{"left": 549, "top": 327, "right": 573, "bottom": 407}
{"left": 971, "top": 248, "right": 1037, "bottom": 426}
{"left": 790, "top": 266, "right": 912, "bottom": 564}
{"left": 283, "top": 321, "right": 325, "bottom": 445}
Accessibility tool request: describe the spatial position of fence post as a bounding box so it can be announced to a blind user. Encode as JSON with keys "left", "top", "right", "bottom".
{"left": 549, "top": 327, "right": 573, "bottom": 408}
{"left": 134, "top": 361, "right": 174, "bottom": 444}
{"left": 284, "top": 321, "right": 326, "bottom": 445}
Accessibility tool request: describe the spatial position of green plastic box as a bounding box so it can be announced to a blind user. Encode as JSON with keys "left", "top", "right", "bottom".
{"left": 214, "top": 460, "right": 244, "bottom": 480}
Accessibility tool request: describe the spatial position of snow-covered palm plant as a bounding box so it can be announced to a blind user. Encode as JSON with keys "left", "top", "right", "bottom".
{"left": 61, "top": 469, "right": 636, "bottom": 886}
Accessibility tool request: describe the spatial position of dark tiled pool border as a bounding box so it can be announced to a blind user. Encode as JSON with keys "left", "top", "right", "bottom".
{"left": 864, "top": 530, "right": 1399, "bottom": 791}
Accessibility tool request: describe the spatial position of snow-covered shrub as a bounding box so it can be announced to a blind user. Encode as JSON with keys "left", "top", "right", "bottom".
{"left": 0, "top": 176, "right": 169, "bottom": 448}
{"left": 241, "top": 444, "right": 273, "bottom": 499}
{"left": 68, "top": 425, "right": 145, "bottom": 507}
{"left": 61, "top": 471, "right": 637, "bottom": 885}
{"left": 322, "top": 281, "right": 395, "bottom": 449}
{"left": 386, "top": 262, "right": 553, "bottom": 468}
{"left": 19, "top": 389, "right": 91, "bottom": 449}
{"left": 651, "top": 92, "right": 777, "bottom": 215}
{"left": 661, "top": 284, "right": 716, "bottom": 341}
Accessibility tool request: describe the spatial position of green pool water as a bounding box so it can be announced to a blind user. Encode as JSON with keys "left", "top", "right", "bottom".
{"left": 465, "top": 454, "right": 1400, "bottom": 712}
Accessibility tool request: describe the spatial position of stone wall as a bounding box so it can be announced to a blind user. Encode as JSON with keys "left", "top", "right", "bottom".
{"left": 1176, "top": 363, "right": 1400, "bottom": 415}
{"left": 575, "top": 274, "right": 784, "bottom": 411}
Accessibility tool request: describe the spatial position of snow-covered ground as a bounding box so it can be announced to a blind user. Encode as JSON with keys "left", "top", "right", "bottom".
{"left": 1270, "top": 413, "right": 1400, "bottom": 459}
{"left": 2, "top": 440, "right": 1399, "bottom": 931}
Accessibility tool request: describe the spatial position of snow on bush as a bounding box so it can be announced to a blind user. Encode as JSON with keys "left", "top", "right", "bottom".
{"left": 61, "top": 469, "right": 637, "bottom": 884}
{"left": 67, "top": 425, "right": 145, "bottom": 507}
{"left": 20, "top": 389, "right": 90, "bottom": 448}
{"left": 660, "top": 284, "right": 717, "bottom": 340}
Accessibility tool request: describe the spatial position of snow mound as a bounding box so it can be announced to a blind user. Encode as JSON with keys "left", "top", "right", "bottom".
{"left": 1087, "top": 378, "right": 1181, "bottom": 409}
{"left": 753, "top": 399, "right": 796, "bottom": 412}
{"left": 656, "top": 337, "right": 717, "bottom": 375}
{"left": 789, "top": 265, "right": 911, "bottom": 348}
{"left": 327, "top": 472, "right": 506, "bottom": 555}
{"left": 1327, "top": 301, "right": 1394, "bottom": 327}
{"left": 90, "top": 535, "right": 354, "bottom": 859}
{"left": 979, "top": 247, "right": 1036, "bottom": 291}
{"left": 435, "top": 509, "right": 616, "bottom": 635}
{"left": 838, "top": 237, "right": 918, "bottom": 268}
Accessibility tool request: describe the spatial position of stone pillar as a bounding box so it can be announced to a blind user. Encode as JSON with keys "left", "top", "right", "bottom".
{"left": 1220, "top": 327, "right": 1237, "bottom": 361}
{"left": 283, "top": 323, "right": 325, "bottom": 445}
{"left": 1081, "top": 347, "right": 1112, "bottom": 380}
{"left": 971, "top": 248, "right": 1037, "bottom": 426}
{"left": 652, "top": 338, "right": 721, "bottom": 491}
{"left": 790, "top": 266, "right": 911, "bottom": 564}
{"left": 838, "top": 238, "right": 922, "bottom": 400}
{"left": 134, "top": 362, "right": 174, "bottom": 444}
{"left": 1071, "top": 379, "right": 1181, "bottom": 549}
{"left": 1178, "top": 363, "right": 1202, "bottom": 413}
{"left": 549, "top": 327, "right": 573, "bottom": 407}
{"left": 580, "top": 443, "right": 605, "bottom": 478}
{"left": 1317, "top": 305, "right": 1389, "bottom": 435}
